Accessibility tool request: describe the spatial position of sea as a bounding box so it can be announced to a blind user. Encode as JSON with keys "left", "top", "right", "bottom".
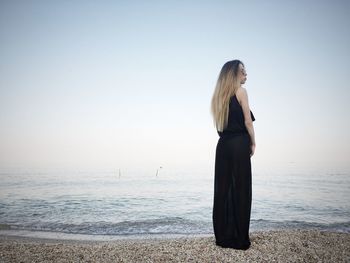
{"left": 0, "top": 167, "right": 349, "bottom": 241}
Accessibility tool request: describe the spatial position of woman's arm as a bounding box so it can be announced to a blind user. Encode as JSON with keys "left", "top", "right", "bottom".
{"left": 237, "top": 88, "right": 256, "bottom": 156}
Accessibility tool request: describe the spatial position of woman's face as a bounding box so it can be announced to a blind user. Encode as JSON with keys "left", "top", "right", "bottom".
{"left": 238, "top": 63, "right": 247, "bottom": 84}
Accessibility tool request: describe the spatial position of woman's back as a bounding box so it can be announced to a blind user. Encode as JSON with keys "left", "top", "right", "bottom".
{"left": 217, "top": 94, "right": 255, "bottom": 137}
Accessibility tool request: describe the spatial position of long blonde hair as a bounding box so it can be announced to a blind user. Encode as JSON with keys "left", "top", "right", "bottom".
{"left": 210, "top": 60, "right": 244, "bottom": 132}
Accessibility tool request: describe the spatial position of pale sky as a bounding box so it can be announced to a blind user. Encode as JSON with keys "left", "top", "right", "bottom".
{"left": 1, "top": 0, "right": 349, "bottom": 175}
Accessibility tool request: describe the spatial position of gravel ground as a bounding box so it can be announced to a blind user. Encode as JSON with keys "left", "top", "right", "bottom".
{"left": 0, "top": 229, "right": 349, "bottom": 262}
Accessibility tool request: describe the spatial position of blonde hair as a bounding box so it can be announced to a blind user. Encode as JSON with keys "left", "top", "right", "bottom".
{"left": 210, "top": 60, "right": 244, "bottom": 132}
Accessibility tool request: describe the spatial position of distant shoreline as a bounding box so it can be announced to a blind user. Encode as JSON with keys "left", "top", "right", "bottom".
{"left": 1, "top": 229, "right": 349, "bottom": 262}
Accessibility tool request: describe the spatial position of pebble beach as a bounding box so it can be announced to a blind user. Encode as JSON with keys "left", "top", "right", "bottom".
{"left": 0, "top": 229, "right": 349, "bottom": 262}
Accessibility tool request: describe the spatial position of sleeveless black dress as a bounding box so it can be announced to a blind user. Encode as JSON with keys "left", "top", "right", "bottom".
{"left": 212, "top": 94, "right": 255, "bottom": 250}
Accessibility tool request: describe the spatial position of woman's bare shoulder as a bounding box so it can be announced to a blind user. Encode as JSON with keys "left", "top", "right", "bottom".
{"left": 236, "top": 87, "right": 247, "bottom": 96}
{"left": 235, "top": 87, "right": 248, "bottom": 103}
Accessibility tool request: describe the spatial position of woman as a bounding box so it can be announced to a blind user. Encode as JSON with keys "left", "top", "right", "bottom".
{"left": 211, "top": 59, "right": 256, "bottom": 250}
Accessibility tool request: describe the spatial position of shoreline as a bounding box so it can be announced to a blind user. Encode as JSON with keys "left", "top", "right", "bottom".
{"left": 1, "top": 229, "right": 349, "bottom": 262}
{"left": 0, "top": 227, "right": 348, "bottom": 242}
{"left": 1, "top": 227, "right": 348, "bottom": 244}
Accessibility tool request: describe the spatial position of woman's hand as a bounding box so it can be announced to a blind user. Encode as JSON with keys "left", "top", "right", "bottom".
{"left": 250, "top": 143, "right": 256, "bottom": 157}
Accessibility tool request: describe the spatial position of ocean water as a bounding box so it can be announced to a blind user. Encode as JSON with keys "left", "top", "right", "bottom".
{"left": 0, "top": 168, "right": 349, "bottom": 240}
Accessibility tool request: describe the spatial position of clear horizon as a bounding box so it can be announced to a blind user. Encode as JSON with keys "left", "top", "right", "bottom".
{"left": 1, "top": 0, "right": 349, "bottom": 175}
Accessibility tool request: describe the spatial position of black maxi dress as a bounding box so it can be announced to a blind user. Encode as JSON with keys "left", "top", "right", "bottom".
{"left": 213, "top": 94, "right": 255, "bottom": 250}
